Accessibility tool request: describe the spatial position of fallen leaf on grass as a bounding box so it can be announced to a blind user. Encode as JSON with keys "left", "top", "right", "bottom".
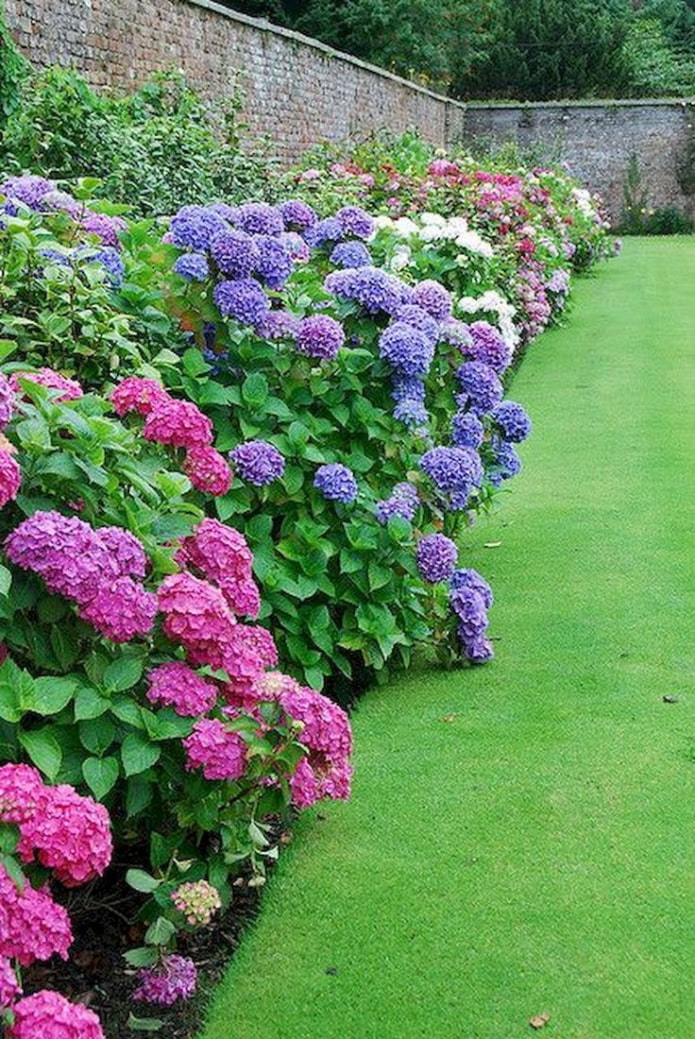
{"left": 483, "top": 541, "right": 502, "bottom": 548}
{"left": 441, "top": 713, "right": 462, "bottom": 723}
{"left": 662, "top": 695, "right": 680, "bottom": 703}
{"left": 529, "top": 1013, "right": 551, "bottom": 1029}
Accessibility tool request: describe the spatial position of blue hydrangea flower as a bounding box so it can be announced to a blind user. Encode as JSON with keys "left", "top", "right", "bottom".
{"left": 393, "top": 398, "right": 429, "bottom": 428}
{"left": 489, "top": 439, "right": 522, "bottom": 485}
{"left": 254, "top": 309, "right": 301, "bottom": 340}
{"left": 375, "top": 482, "right": 419, "bottom": 524}
{"left": 416, "top": 533, "right": 458, "bottom": 583}
{"left": 325, "top": 266, "right": 410, "bottom": 315}
{"left": 0, "top": 174, "right": 54, "bottom": 211}
{"left": 379, "top": 322, "right": 435, "bottom": 377}
{"left": 207, "top": 201, "right": 239, "bottom": 223}
{"left": 335, "top": 205, "right": 375, "bottom": 240}
{"left": 450, "top": 568, "right": 493, "bottom": 609}
{"left": 456, "top": 362, "right": 504, "bottom": 416}
{"left": 253, "top": 234, "right": 293, "bottom": 289}
{"left": 392, "top": 304, "right": 439, "bottom": 345}
{"left": 412, "top": 279, "right": 453, "bottom": 320}
{"left": 173, "top": 252, "right": 209, "bottom": 282}
{"left": 214, "top": 278, "right": 270, "bottom": 327}
{"left": 314, "top": 463, "right": 358, "bottom": 503}
{"left": 295, "top": 315, "right": 345, "bottom": 361}
{"left": 420, "top": 445, "right": 483, "bottom": 510}
{"left": 329, "top": 241, "right": 372, "bottom": 268}
{"left": 304, "top": 217, "right": 344, "bottom": 248}
{"left": 210, "top": 230, "right": 259, "bottom": 278}
{"left": 74, "top": 245, "right": 125, "bottom": 287}
{"left": 451, "top": 411, "right": 484, "bottom": 449}
{"left": 170, "top": 206, "right": 228, "bottom": 251}
{"left": 230, "top": 440, "right": 285, "bottom": 485}
{"left": 280, "top": 232, "right": 311, "bottom": 263}
{"left": 391, "top": 375, "right": 426, "bottom": 404}
{"left": 235, "top": 202, "right": 284, "bottom": 236}
{"left": 464, "top": 636, "right": 495, "bottom": 664}
{"left": 490, "top": 401, "right": 532, "bottom": 442}
{"left": 278, "top": 199, "right": 318, "bottom": 231}
{"left": 467, "top": 321, "right": 512, "bottom": 373}
{"left": 38, "top": 247, "right": 71, "bottom": 269}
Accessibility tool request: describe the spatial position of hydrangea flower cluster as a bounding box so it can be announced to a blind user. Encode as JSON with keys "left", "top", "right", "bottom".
{"left": 146, "top": 661, "right": 218, "bottom": 717}
{"left": 171, "top": 879, "right": 222, "bottom": 927}
{"left": 295, "top": 314, "right": 346, "bottom": 361}
{"left": 10, "top": 367, "right": 83, "bottom": 403}
{"left": 0, "top": 174, "right": 125, "bottom": 250}
{"left": 416, "top": 533, "right": 459, "bottom": 584}
{"left": 6, "top": 990, "right": 105, "bottom": 1039}
{"left": 420, "top": 446, "right": 483, "bottom": 511}
{"left": 375, "top": 482, "right": 420, "bottom": 524}
{"left": 314, "top": 463, "right": 358, "bottom": 503}
{"left": 230, "top": 439, "right": 285, "bottom": 486}
{"left": 450, "top": 568, "right": 494, "bottom": 663}
{"left": 324, "top": 266, "right": 411, "bottom": 316}
{"left": 178, "top": 518, "right": 261, "bottom": 619}
{"left": 133, "top": 954, "right": 198, "bottom": 1006}
{"left": 491, "top": 401, "right": 533, "bottom": 442}
{"left": 5, "top": 511, "right": 157, "bottom": 642}
{"left": 0, "top": 862, "right": 72, "bottom": 966}
{"left": 456, "top": 362, "right": 504, "bottom": 416}
{"left": 182, "top": 718, "right": 248, "bottom": 781}
{"left": 111, "top": 376, "right": 232, "bottom": 496}
{"left": 464, "top": 321, "right": 513, "bottom": 373}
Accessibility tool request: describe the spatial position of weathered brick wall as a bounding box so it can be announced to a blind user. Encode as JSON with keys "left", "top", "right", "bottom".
{"left": 3, "top": 0, "right": 466, "bottom": 163}
{"left": 462, "top": 100, "right": 695, "bottom": 222}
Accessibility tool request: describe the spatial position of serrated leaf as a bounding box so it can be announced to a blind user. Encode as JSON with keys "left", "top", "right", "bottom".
{"left": 145, "top": 916, "right": 176, "bottom": 945}
{"left": 103, "top": 655, "right": 145, "bottom": 693}
{"left": 18, "top": 728, "right": 62, "bottom": 780}
{"left": 121, "top": 732, "right": 161, "bottom": 777}
{"left": 123, "top": 947, "right": 159, "bottom": 968}
{"left": 82, "top": 756, "right": 119, "bottom": 799}
{"left": 126, "top": 868, "right": 161, "bottom": 894}
{"left": 30, "top": 676, "right": 77, "bottom": 716}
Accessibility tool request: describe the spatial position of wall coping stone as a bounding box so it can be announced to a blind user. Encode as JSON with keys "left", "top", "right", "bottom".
{"left": 185, "top": 0, "right": 468, "bottom": 109}
{"left": 465, "top": 98, "right": 695, "bottom": 110}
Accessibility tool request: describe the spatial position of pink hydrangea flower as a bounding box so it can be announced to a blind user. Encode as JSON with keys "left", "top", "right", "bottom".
{"left": 0, "top": 955, "right": 20, "bottom": 1009}
{"left": 15, "top": 784, "right": 112, "bottom": 887}
{"left": 133, "top": 954, "right": 197, "bottom": 1006}
{"left": 183, "top": 445, "right": 233, "bottom": 496}
{"left": 7, "top": 990, "right": 105, "bottom": 1038}
{"left": 179, "top": 519, "right": 258, "bottom": 616}
{"left": 10, "top": 368, "right": 83, "bottom": 403}
{"left": 78, "top": 576, "right": 158, "bottom": 643}
{"left": 183, "top": 719, "right": 248, "bottom": 781}
{"left": 171, "top": 879, "right": 221, "bottom": 926}
{"left": 0, "top": 451, "right": 21, "bottom": 508}
{"left": 146, "top": 661, "right": 218, "bottom": 717}
{"left": 0, "top": 865, "right": 72, "bottom": 966}
{"left": 0, "top": 763, "right": 44, "bottom": 823}
{"left": 96, "top": 526, "right": 149, "bottom": 578}
{"left": 110, "top": 376, "right": 170, "bottom": 417}
{"left": 143, "top": 398, "right": 213, "bottom": 449}
{"left": 158, "top": 572, "right": 237, "bottom": 669}
{"left": 0, "top": 372, "right": 15, "bottom": 429}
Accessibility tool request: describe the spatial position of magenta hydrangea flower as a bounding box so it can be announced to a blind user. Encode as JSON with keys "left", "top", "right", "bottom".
{"left": 146, "top": 661, "right": 218, "bottom": 717}
{"left": 183, "top": 720, "right": 248, "bottom": 781}
{"left": 0, "top": 763, "right": 43, "bottom": 824}
{"left": 295, "top": 314, "right": 345, "bottom": 361}
{"left": 110, "top": 376, "right": 169, "bottom": 417}
{"left": 96, "top": 526, "right": 148, "bottom": 578}
{"left": 230, "top": 440, "right": 285, "bottom": 486}
{"left": 143, "top": 398, "right": 213, "bottom": 449}
{"left": 0, "top": 955, "right": 20, "bottom": 1010}
{"left": 220, "top": 623, "right": 278, "bottom": 703}
{"left": 0, "top": 864, "right": 72, "bottom": 966}
{"left": 158, "top": 572, "right": 236, "bottom": 670}
{"left": 416, "top": 533, "right": 458, "bottom": 583}
{"left": 7, "top": 990, "right": 105, "bottom": 1038}
{"left": 411, "top": 279, "right": 453, "bottom": 320}
{"left": 10, "top": 368, "right": 83, "bottom": 403}
{"left": 210, "top": 229, "right": 259, "bottom": 278}
{"left": 78, "top": 576, "right": 158, "bottom": 643}
{"left": 213, "top": 278, "right": 270, "bottom": 327}
{"left": 179, "top": 518, "right": 258, "bottom": 616}
{"left": 0, "top": 451, "right": 21, "bottom": 509}
{"left": 0, "top": 372, "right": 14, "bottom": 428}
{"left": 183, "top": 445, "right": 233, "bottom": 496}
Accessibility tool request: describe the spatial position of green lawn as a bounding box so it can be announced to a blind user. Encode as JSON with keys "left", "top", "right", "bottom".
{"left": 199, "top": 239, "right": 695, "bottom": 1039}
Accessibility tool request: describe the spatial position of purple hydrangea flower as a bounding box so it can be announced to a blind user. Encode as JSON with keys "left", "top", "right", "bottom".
{"left": 210, "top": 230, "right": 259, "bottom": 278}
{"left": 280, "top": 232, "right": 311, "bottom": 263}
{"left": 133, "top": 954, "right": 197, "bottom": 1006}
{"left": 278, "top": 199, "right": 318, "bottom": 231}
{"left": 253, "top": 234, "right": 293, "bottom": 289}
{"left": 375, "top": 482, "right": 420, "bottom": 524}
{"left": 391, "top": 375, "right": 426, "bottom": 403}
{"left": 170, "top": 206, "right": 227, "bottom": 251}
{"left": 173, "top": 252, "right": 210, "bottom": 282}
{"left": 420, "top": 445, "right": 483, "bottom": 510}
{"left": 0, "top": 373, "right": 14, "bottom": 429}
{"left": 230, "top": 440, "right": 285, "bottom": 485}
{"left": 379, "top": 322, "right": 435, "bottom": 376}
{"left": 304, "top": 216, "right": 343, "bottom": 248}
{"left": 0, "top": 174, "right": 54, "bottom": 211}
{"left": 411, "top": 279, "right": 452, "bottom": 320}
{"left": 416, "top": 533, "right": 458, "bottom": 583}
{"left": 80, "top": 211, "right": 126, "bottom": 249}
{"left": 89, "top": 247, "right": 125, "bottom": 287}
{"left": 296, "top": 315, "right": 345, "bottom": 361}
{"left": 393, "top": 398, "right": 429, "bottom": 428}
{"left": 329, "top": 241, "right": 372, "bottom": 268}
{"left": 450, "top": 585, "right": 488, "bottom": 639}
{"left": 38, "top": 247, "right": 71, "bottom": 269}
{"left": 335, "top": 205, "right": 375, "bottom": 240}
{"left": 450, "top": 568, "right": 493, "bottom": 609}
{"left": 325, "top": 266, "right": 409, "bottom": 315}
{"left": 546, "top": 268, "right": 570, "bottom": 294}
{"left": 439, "top": 318, "right": 473, "bottom": 351}
{"left": 489, "top": 439, "right": 521, "bottom": 485}
{"left": 254, "top": 309, "right": 301, "bottom": 340}
{"left": 456, "top": 362, "right": 504, "bottom": 416}
{"left": 451, "top": 411, "right": 484, "bottom": 449}
{"left": 392, "top": 304, "right": 439, "bottom": 345}
{"left": 235, "top": 202, "right": 284, "bottom": 237}
{"left": 464, "top": 636, "right": 494, "bottom": 664}
{"left": 214, "top": 278, "right": 270, "bottom": 326}
{"left": 314, "top": 463, "right": 358, "bottom": 503}
{"left": 491, "top": 401, "right": 532, "bottom": 442}
{"left": 207, "top": 201, "right": 239, "bottom": 222}
{"left": 466, "top": 321, "right": 512, "bottom": 373}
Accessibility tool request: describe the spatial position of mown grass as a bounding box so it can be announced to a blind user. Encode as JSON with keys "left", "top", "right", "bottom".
{"left": 198, "top": 239, "right": 695, "bottom": 1039}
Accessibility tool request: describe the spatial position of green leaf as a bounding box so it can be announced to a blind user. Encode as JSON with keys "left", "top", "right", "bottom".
{"left": 126, "top": 775, "right": 153, "bottom": 817}
{"left": 145, "top": 915, "right": 176, "bottom": 945}
{"left": 74, "top": 685, "right": 110, "bottom": 721}
{"left": 19, "top": 728, "right": 62, "bottom": 780}
{"left": 123, "top": 947, "right": 159, "bottom": 968}
{"left": 121, "top": 732, "right": 161, "bottom": 777}
{"left": 82, "top": 756, "right": 120, "bottom": 799}
{"left": 126, "top": 868, "right": 161, "bottom": 894}
{"left": 241, "top": 372, "right": 269, "bottom": 408}
{"left": 79, "top": 714, "right": 117, "bottom": 756}
{"left": 125, "top": 1014, "right": 164, "bottom": 1032}
{"left": 182, "top": 347, "right": 210, "bottom": 377}
{"left": 103, "top": 655, "right": 145, "bottom": 694}
{"left": 30, "top": 676, "right": 78, "bottom": 716}
{"left": 0, "top": 566, "right": 12, "bottom": 597}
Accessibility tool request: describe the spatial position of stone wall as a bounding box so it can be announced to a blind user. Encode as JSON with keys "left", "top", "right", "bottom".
{"left": 3, "top": 0, "right": 466, "bottom": 164}
{"left": 462, "top": 100, "right": 695, "bottom": 223}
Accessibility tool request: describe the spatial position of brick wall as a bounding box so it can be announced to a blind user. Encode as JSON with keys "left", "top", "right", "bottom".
{"left": 3, "top": 0, "right": 466, "bottom": 163}
{"left": 462, "top": 100, "right": 695, "bottom": 223}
